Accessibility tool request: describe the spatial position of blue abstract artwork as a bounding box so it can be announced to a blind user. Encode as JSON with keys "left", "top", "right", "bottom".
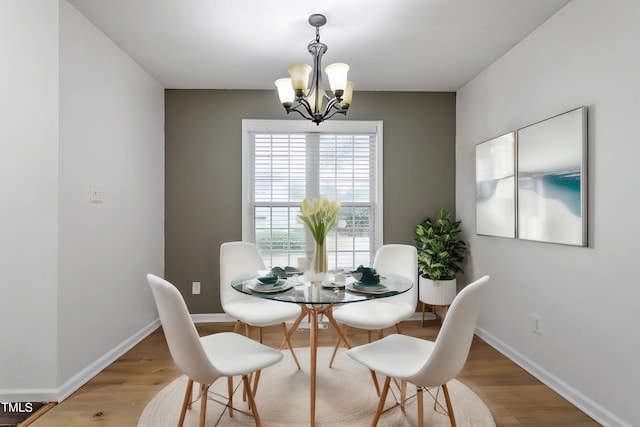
{"left": 517, "top": 107, "right": 587, "bottom": 246}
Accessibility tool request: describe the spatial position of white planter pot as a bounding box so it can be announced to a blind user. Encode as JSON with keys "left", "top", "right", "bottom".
{"left": 418, "top": 276, "right": 457, "bottom": 306}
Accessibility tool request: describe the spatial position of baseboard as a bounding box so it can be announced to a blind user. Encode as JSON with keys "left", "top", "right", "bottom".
{"left": 410, "top": 311, "right": 435, "bottom": 322}
{"left": 191, "top": 313, "right": 235, "bottom": 323}
{"left": 475, "top": 326, "right": 631, "bottom": 427}
{"left": 0, "top": 319, "right": 161, "bottom": 403}
{"left": 0, "top": 387, "right": 59, "bottom": 403}
{"left": 56, "top": 318, "right": 161, "bottom": 402}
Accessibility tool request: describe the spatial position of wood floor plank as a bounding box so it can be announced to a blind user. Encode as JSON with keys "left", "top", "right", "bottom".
{"left": 28, "top": 320, "right": 599, "bottom": 426}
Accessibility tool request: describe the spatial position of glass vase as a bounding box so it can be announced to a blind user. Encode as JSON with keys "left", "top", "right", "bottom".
{"left": 312, "top": 240, "right": 327, "bottom": 275}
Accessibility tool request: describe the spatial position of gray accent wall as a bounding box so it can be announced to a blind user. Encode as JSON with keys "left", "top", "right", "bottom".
{"left": 165, "top": 90, "right": 456, "bottom": 313}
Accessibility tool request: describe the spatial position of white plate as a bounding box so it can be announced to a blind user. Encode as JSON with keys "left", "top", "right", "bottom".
{"left": 346, "top": 283, "right": 389, "bottom": 294}
{"left": 246, "top": 280, "right": 293, "bottom": 293}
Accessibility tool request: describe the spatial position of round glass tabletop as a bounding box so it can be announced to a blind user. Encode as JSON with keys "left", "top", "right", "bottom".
{"left": 231, "top": 272, "right": 413, "bottom": 305}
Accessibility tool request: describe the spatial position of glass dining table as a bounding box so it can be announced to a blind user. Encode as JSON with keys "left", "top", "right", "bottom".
{"left": 232, "top": 272, "right": 413, "bottom": 426}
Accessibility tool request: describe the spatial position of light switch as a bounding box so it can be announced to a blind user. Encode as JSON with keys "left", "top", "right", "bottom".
{"left": 90, "top": 185, "right": 103, "bottom": 203}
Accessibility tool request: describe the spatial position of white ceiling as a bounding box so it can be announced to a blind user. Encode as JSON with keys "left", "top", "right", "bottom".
{"left": 66, "top": 0, "right": 571, "bottom": 91}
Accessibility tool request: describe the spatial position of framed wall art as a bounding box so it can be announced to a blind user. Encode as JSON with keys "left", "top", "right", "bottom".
{"left": 475, "top": 132, "right": 516, "bottom": 238}
{"left": 516, "top": 107, "right": 588, "bottom": 246}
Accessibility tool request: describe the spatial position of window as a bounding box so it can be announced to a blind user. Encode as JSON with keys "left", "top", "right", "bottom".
{"left": 242, "top": 120, "right": 383, "bottom": 271}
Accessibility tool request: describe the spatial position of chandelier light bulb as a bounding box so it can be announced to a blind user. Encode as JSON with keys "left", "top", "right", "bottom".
{"left": 287, "top": 63, "right": 312, "bottom": 94}
{"left": 341, "top": 81, "right": 354, "bottom": 106}
{"left": 275, "top": 78, "right": 295, "bottom": 106}
{"left": 325, "top": 63, "right": 349, "bottom": 95}
{"left": 309, "top": 89, "right": 326, "bottom": 111}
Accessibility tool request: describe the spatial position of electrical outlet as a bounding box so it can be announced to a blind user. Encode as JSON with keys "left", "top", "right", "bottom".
{"left": 192, "top": 282, "right": 201, "bottom": 295}
{"left": 532, "top": 314, "right": 542, "bottom": 335}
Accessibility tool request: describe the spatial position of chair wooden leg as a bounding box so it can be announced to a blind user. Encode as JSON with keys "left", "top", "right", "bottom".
{"left": 395, "top": 322, "right": 404, "bottom": 334}
{"left": 243, "top": 375, "right": 262, "bottom": 427}
{"left": 371, "top": 376, "right": 391, "bottom": 427}
{"left": 279, "top": 322, "right": 301, "bottom": 369}
{"left": 329, "top": 335, "right": 341, "bottom": 368}
{"left": 178, "top": 379, "right": 193, "bottom": 427}
{"left": 252, "top": 370, "right": 261, "bottom": 398}
{"left": 417, "top": 386, "right": 424, "bottom": 427}
{"left": 199, "top": 383, "right": 210, "bottom": 427}
{"left": 227, "top": 376, "right": 234, "bottom": 417}
{"left": 242, "top": 321, "right": 257, "bottom": 402}
{"left": 369, "top": 369, "right": 381, "bottom": 397}
{"left": 442, "top": 383, "right": 457, "bottom": 427}
{"left": 233, "top": 320, "right": 241, "bottom": 333}
{"left": 421, "top": 303, "right": 426, "bottom": 327}
{"left": 327, "top": 321, "right": 380, "bottom": 394}
{"left": 400, "top": 380, "right": 407, "bottom": 409}
{"left": 242, "top": 375, "right": 248, "bottom": 402}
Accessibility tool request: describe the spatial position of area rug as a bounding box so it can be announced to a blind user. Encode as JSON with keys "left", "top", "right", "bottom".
{"left": 138, "top": 347, "right": 494, "bottom": 427}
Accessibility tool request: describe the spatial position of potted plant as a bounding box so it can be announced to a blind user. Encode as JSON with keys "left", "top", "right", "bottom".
{"left": 415, "top": 208, "right": 467, "bottom": 310}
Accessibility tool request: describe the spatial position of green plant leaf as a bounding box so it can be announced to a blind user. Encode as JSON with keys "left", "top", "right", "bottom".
{"left": 414, "top": 208, "right": 466, "bottom": 280}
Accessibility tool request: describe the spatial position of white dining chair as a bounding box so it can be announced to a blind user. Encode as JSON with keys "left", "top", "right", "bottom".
{"left": 346, "top": 275, "right": 490, "bottom": 427}
{"left": 329, "top": 244, "right": 418, "bottom": 368}
{"left": 220, "top": 241, "right": 302, "bottom": 370}
{"left": 146, "top": 274, "right": 283, "bottom": 427}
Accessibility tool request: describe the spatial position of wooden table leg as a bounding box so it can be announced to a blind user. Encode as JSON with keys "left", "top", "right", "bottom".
{"left": 307, "top": 305, "right": 318, "bottom": 426}
{"left": 282, "top": 310, "right": 306, "bottom": 345}
{"left": 325, "top": 307, "right": 352, "bottom": 348}
{"left": 301, "top": 304, "right": 350, "bottom": 426}
{"left": 300, "top": 304, "right": 340, "bottom": 426}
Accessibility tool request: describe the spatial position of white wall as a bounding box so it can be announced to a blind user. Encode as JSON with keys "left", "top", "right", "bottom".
{"left": 0, "top": 0, "right": 164, "bottom": 402}
{"left": 57, "top": 1, "right": 164, "bottom": 397}
{"left": 0, "top": 0, "right": 60, "bottom": 400}
{"left": 456, "top": 1, "right": 639, "bottom": 426}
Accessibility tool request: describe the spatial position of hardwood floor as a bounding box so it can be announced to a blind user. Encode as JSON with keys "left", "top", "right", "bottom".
{"left": 29, "top": 319, "right": 599, "bottom": 427}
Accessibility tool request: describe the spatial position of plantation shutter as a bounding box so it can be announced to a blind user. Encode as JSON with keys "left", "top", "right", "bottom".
{"left": 247, "top": 129, "right": 378, "bottom": 270}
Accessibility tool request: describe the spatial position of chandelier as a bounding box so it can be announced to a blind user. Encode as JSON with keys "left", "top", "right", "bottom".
{"left": 275, "top": 14, "right": 353, "bottom": 125}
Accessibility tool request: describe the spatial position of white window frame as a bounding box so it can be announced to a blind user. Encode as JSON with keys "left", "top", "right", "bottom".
{"left": 241, "top": 119, "right": 384, "bottom": 266}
